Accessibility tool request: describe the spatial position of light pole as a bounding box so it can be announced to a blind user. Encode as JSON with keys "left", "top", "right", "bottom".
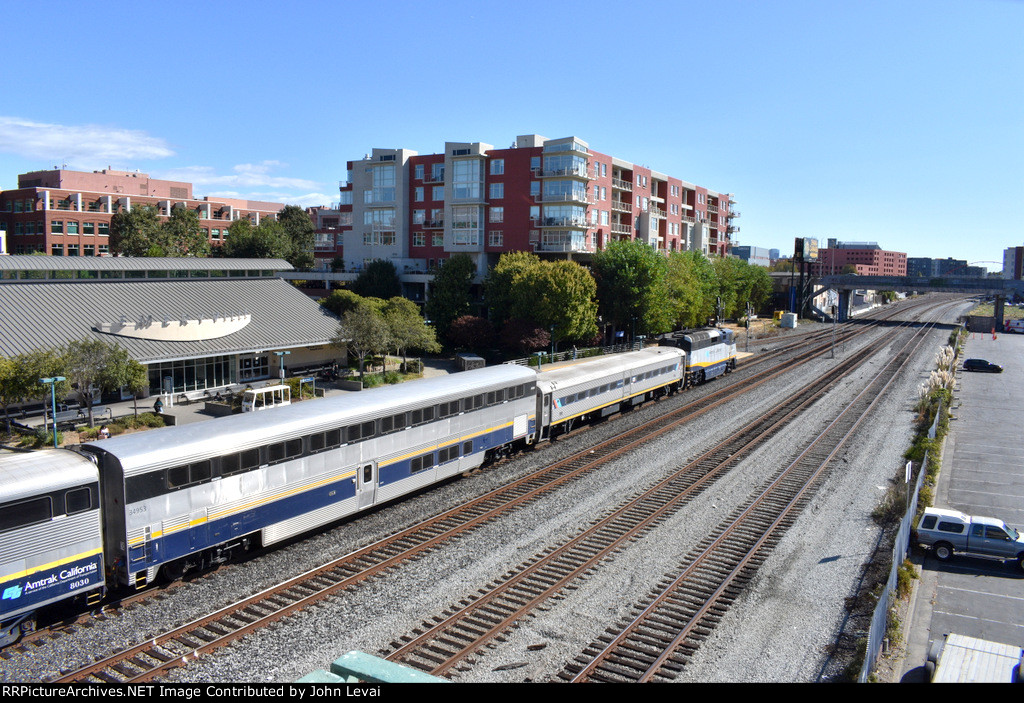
{"left": 39, "top": 376, "right": 65, "bottom": 449}
{"left": 274, "top": 351, "right": 291, "bottom": 381}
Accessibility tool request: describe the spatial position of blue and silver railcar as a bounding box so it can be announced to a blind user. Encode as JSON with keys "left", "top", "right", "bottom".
{"left": 79, "top": 365, "right": 537, "bottom": 587}
{"left": 534, "top": 347, "right": 686, "bottom": 438}
{"left": 0, "top": 451, "right": 105, "bottom": 646}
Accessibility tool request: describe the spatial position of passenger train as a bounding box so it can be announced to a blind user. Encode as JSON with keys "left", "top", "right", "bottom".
{"left": 0, "top": 335, "right": 735, "bottom": 646}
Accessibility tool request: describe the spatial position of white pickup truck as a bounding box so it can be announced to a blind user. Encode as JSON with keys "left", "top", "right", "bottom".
{"left": 913, "top": 507, "right": 1024, "bottom": 570}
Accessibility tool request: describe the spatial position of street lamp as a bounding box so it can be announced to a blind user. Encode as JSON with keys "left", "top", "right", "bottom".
{"left": 39, "top": 376, "right": 65, "bottom": 449}
{"left": 274, "top": 351, "right": 291, "bottom": 381}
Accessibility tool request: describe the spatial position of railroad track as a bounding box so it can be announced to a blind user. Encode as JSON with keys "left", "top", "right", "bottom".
{"left": 561, "top": 310, "right": 944, "bottom": 682}
{"left": 46, "top": 298, "right": 951, "bottom": 682}
{"left": 378, "top": 308, "right": 947, "bottom": 678}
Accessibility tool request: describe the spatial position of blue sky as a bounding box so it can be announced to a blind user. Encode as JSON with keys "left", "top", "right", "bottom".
{"left": 2, "top": 0, "right": 1019, "bottom": 272}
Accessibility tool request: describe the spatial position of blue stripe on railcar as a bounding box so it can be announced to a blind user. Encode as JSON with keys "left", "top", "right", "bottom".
{"left": 130, "top": 423, "right": 518, "bottom": 572}
{"left": 1, "top": 552, "right": 103, "bottom": 619}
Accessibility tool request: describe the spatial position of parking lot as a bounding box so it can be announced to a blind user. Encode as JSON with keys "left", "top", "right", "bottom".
{"left": 901, "top": 329, "right": 1024, "bottom": 680}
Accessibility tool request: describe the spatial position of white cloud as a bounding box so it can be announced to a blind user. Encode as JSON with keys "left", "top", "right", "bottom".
{"left": 158, "top": 161, "right": 321, "bottom": 193}
{"left": 0, "top": 116, "right": 174, "bottom": 165}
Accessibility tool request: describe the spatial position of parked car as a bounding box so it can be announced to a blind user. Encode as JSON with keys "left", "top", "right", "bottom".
{"left": 963, "top": 358, "right": 1003, "bottom": 373}
{"left": 913, "top": 507, "right": 1024, "bottom": 569}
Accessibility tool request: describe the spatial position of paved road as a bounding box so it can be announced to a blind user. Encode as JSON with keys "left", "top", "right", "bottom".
{"left": 900, "top": 330, "right": 1024, "bottom": 681}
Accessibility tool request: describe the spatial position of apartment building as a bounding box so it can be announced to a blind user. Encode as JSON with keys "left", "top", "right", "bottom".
{"left": 333, "top": 134, "right": 734, "bottom": 276}
{"left": 0, "top": 168, "right": 287, "bottom": 256}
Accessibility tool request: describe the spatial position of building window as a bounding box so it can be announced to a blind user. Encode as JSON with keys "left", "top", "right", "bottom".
{"left": 413, "top": 209, "right": 425, "bottom": 224}
{"left": 432, "top": 234, "right": 444, "bottom": 247}
{"left": 415, "top": 164, "right": 424, "bottom": 180}
{"left": 67, "top": 244, "right": 79, "bottom": 256}
{"left": 414, "top": 187, "right": 424, "bottom": 202}
{"left": 601, "top": 187, "right": 607, "bottom": 201}
{"left": 51, "top": 244, "right": 63, "bottom": 256}
{"left": 84, "top": 245, "right": 95, "bottom": 256}
{"left": 489, "top": 182, "right": 504, "bottom": 199}
{"left": 413, "top": 233, "right": 426, "bottom": 247}
{"left": 490, "top": 159, "right": 504, "bottom": 175}
{"left": 51, "top": 220, "right": 64, "bottom": 234}
{"left": 489, "top": 230, "right": 503, "bottom": 247}
{"left": 98, "top": 222, "right": 109, "bottom": 236}
{"left": 432, "top": 186, "right": 445, "bottom": 201}
{"left": 489, "top": 207, "right": 504, "bottom": 223}
{"left": 82, "top": 222, "right": 95, "bottom": 235}
{"left": 530, "top": 181, "right": 540, "bottom": 197}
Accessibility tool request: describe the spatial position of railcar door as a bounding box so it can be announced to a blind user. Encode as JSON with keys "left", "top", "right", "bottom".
{"left": 356, "top": 462, "right": 377, "bottom": 510}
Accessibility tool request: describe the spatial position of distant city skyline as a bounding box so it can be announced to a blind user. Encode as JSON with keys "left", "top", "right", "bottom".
{"left": 1, "top": 0, "right": 1018, "bottom": 273}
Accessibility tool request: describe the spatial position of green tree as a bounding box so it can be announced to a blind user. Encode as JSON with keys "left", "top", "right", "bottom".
{"left": 592, "top": 239, "right": 674, "bottom": 339}
{"left": 159, "top": 208, "right": 210, "bottom": 257}
{"left": 484, "top": 251, "right": 544, "bottom": 326}
{"left": 514, "top": 260, "right": 597, "bottom": 346}
{"left": 277, "top": 205, "right": 316, "bottom": 269}
{"left": 425, "top": 255, "right": 476, "bottom": 344}
{"left": 320, "top": 288, "right": 367, "bottom": 318}
{"left": 665, "top": 250, "right": 717, "bottom": 329}
{"left": 381, "top": 296, "right": 440, "bottom": 367}
{"left": 0, "top": 351, "right": 69, "bottom": 434}
{"left": 64, "top": 339, "right": 144, "bottom": 427}
{"left": 109, "top": 206, "right": 162, "bottom": 256}
{"left": 222, "top": 218, "right": 292, "bottom": 260}
{"left": 351, "top": 260, "right": 402, "bottom": 299}
{"left": 333, "top": 306, "right": 392, "bottom": 381}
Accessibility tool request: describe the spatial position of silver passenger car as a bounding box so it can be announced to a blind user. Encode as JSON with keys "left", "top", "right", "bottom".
{"left": 534, "top": 347, "right": 686, "bottom": 438}
{"left": 79, "top": 365, "right": 537, "bottom": 587}
{"left": 0, "top": 450, "right": 104, "bottom": 645}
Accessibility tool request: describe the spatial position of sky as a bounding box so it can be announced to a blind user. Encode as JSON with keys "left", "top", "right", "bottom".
{"left": 2, "top": 0, "right": 1020, "bottom": 273}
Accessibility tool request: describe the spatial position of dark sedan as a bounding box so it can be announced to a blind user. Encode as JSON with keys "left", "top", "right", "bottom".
{"left": 963, "top": 358, "right": 1003, "bottom": 373}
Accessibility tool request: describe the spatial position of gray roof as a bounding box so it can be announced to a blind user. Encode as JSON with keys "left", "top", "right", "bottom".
{"left": 0, "top": 278, "right": 340, "bottom": 363}
{"left": 0, "top": 255, "right": 292, "bottom": 273}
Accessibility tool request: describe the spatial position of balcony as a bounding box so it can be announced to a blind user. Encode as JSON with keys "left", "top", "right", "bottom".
{"left": 649, "top": 206, "right": 666, "bottom": 219}
{"left": 611, "top": 200, "right": 632, "bottom": 213}
{"left": 539, "top": 191, "right": 590, "bottom": 204}
{"left": 423, "top": 170, "right": 445, "bottom": 183}
{"left": 611, "top": 223, "right": 632, "bottom": 236}
{"left": 540, "top": 166, "right": 590, "bottom": 180}
{"left": 536, "top": 231, "right": 588, "bottom": 252}
{"left": 423, "top": 219, "right": 445, "bottom": 229}
{"left": 539, "top": 216, "right": 589, "bottom": 229}
{"left": 612, "top": 178, "right": 633, "bottom": 191}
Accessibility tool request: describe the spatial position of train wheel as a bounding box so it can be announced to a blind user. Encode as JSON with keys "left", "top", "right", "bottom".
{"left": 160, "top": 558, "right": 188, "bottom": 583}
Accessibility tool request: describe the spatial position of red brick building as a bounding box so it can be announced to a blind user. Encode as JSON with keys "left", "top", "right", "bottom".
{"left": 334, "top": 134, "right": 735, "bottom": 276}
{"left": 812, "top": 241, "right": 907, "bottom": 276}
{"left": 0, "top": 168, "right": 287, "bottom": 256}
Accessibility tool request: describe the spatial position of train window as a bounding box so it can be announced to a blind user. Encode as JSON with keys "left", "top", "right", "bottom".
{"left": 309, "top": 432, "right": 326, "bottom": 452}
{"left": 190, "top": 461, "right": 212, "bottom": 484}
{"left": 410, "top": 452, "right": 435, "bottom": 473}
{"left": 241, "top": 448, "right": 261, "bottom": 471}
{"left": 438, "top": 445, "right": 458, "bottom": 463}
{"left": 65, "top": 487, "right": 92, "bottom": 513}
{"left": 222, "top": 453, "right": 241, "bottom": 475}
{"left": 65, "top": 487, "right": 92, "bottom": 515}
{"left": 348, "top": 420, "right": 376, "bottom": 442}
{"left": 325, "top": 428, "right": 342, "bottom": 448}
{"left": 487, "top": 391, "right": 496, "bottom": 405}
{"left": 463, "top": 441, "right": 473, "bottom": 455}
{"left": 380, "top": 415, "right": 394, "bottom": 433}
{"left": 166, "top": 465, "right": 190, "bottom": 489}
{"left": 0, "top": 496, "right": 52, "bottom": 533}
{"left": 421, "top": 405, "right": 435, "bottom": 423}
{"left": 437, "top": 401, "right": 458, "bottom": 418}
{"left": 268, "top": 440, "right": 301, "bottom": 463}
{"left": 411, "top": 408, "right": 423, "bottom": 425}
{"left": 393, "top": 412, "right": 407, "bottom": 430}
